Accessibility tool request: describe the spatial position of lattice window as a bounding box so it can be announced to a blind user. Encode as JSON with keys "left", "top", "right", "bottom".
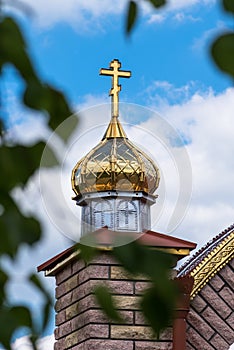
{"left": 117, "top": 200, "right": 138, "bottom": 231}
{"left": 93, "top": 200, "right": 113, "bottom": 230}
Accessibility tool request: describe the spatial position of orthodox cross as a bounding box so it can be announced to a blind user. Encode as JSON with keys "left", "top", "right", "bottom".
{"left": 100, "top": 59, "right": 131, "bottom": 117}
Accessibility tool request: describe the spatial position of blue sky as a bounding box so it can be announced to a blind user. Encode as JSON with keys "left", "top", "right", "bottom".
{"left": 2, "top": 0, "right": 234, "bottom": 348}
{"left": 13, "top": 0, "right": 232, "bottom": 106}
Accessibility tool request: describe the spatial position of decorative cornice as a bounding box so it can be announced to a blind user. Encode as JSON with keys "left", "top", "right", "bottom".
{"left": 178, "top": 224, "right": 234, "bottom": 299}
{"left": 190, "top": 230, "right": 234, "bottom": 299}
{"left": 178, "top": 224, "right": 234, "bottom": 275}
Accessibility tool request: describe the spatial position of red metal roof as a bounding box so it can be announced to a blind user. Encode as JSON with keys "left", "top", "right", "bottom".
{"left": 38, "top": 227, "right": 196, "bottom": 272}
{"left": 37, "top": 245, "right": 76, "bottom": 272}
{"left": 138, "top": 229, "right": 196, "bottom": 249}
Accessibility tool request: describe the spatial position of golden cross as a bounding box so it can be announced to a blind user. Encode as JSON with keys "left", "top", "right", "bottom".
{"left": 100, "top": 59, "right": 131, "bottom": 117}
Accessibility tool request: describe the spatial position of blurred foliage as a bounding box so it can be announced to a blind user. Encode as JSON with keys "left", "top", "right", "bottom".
{"left": 0, "top": 0, "right": 233, "bottom": 348}
{"left": 211, "top": 33, "right": 234, "bottom": 77}
{"left": 0, "top": 10, "right": 76, "bottom": 350}
{"left": 94, "top": 284, "right": 124, "bottom": 323}
{"left": 126, "top": 1, "right": 138, "bottom": 34}
{"left": 210, "top": 0, "right": 234, "bottom": 78}
{"left": 223, "top": 0, "right": 234, "bottom": 13}
{"left": 125, "top": 0, "right": 166, "bottom": 33}
{"left": 0, "top": 306, "right": 32, "bottom": 350}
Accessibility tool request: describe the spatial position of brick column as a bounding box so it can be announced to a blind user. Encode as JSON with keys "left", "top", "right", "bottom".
{"left": 54, "top": 252, "right": 173, "bottom": 350}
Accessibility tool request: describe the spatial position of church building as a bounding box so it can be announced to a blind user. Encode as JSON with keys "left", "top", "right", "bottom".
{"left": 38, "top": 60, "right": 234, "bottom": 350}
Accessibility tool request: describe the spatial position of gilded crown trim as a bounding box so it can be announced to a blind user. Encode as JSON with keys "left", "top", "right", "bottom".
{"left": 190, "top": 229, "right": 234, "bottom": 299}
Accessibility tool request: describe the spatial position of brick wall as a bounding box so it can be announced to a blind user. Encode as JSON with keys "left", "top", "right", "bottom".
{"left": 187, "top": 259, "right": 234, "bottom": 350}
{"left": 54, "top": 253, "right": 173, "bottom": 350}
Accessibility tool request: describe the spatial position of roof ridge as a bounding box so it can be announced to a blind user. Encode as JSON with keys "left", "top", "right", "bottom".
{"left": 178, "top": 223, "right": 234, "bottom": 276}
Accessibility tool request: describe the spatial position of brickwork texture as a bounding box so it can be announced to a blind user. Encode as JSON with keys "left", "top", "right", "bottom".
{"left": 53, "top": 252, "right": 234, "bottom": 350}
{"left": 54, "top": 253, "right": 172, "bottom": 350}
{"left": 187, "top": 260, "right": 234, "bottom": 350}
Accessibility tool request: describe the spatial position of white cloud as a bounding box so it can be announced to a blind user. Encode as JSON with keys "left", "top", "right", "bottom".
{"left": 19, "top": 0, "right": 127, "bottom": 31}
{"left": 10, "top": 335, "right": 54, "bottom": 350}
{"left": 147, "top": 9, "right": 201, "bottom": 25}
{"left": 147, "top": 13, "right": 166, "bottom": 24}
{"left": 3, "top": 81, "right": 50, "bottom": 145}
{"left": 167, "top": 0, "right": 214, "bottom": 11}
{"left": 173, "top": 12, "right": 201, "bottom": 23}
{"left": 142, "top": 86, "right": 234, "bottom": 245}
{"left": 146, "top": 0, "right": 214, "bottom": 25}
{"left": 13, "top": 0, "right": 215, "bottom": 30}
{"left": 141, "top": 79, "right": 212, "bottom": 107}
{"left": 191, "top": 21, "right": 228, "bottom": 52}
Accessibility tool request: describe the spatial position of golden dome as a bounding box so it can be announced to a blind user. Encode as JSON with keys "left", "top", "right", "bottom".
{"left": 71, "top": 59, "right": 160, "bottom": 198}
{"left": 71, "top": 116, "right": 160, "bottom": 197}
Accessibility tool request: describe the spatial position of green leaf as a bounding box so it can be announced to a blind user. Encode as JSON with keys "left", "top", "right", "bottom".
{"left": 113, "top": 240, "right": 174, "bottom": 280}
{"left": 0, "top": 17, "right": 75, "bottom": 142}
{"left": 29, "top": 334, "right": 38, "bottom": 350}
{"left": 24, "top": 81, "right": 74, "bottom": 137}
{"left": 223, "top": 0, "right": 234, "bottom": 13}
{"left": 0, "top": 194, "right": 41, "bottom": 257}
{"left": 44, "top": 86, "right": 74, "bottom": 134}
{"left": 0, "top": 269, "right": 8, "bottom": 305}
{"left": 0, "top": 118, "right": 4, "bottom": 137}
{"left": 0, "top": 17, "right": 37, "bottom": 80}
{"left": 94, "top": 285, "right": 124, "bottom": 323}
{"left": 11, "top": 306, "right": 32, "bottom": 327}
{"left": 0, "top": 142, "right": 46, "bottom": 191}
{"left": 78, "top": 242, "right": 97, "bottom": 263}
{"left": 211, "top": 33, "right": 234, "bottom": 77}
{"left": 126, "top": 1, "right": 138, "bottom": 34}
{"left": 141, "top": 285, "right": 174, "bottom": 335}
{"left": 113, "top": 239, "right": 145, "bottom": 274}
{"left": 0, "top": 17, "right": 74, "bottom": 141}
{"left": 147, "top": 0, "right": 166, "bottom": 8}
{"left": 0, "top": 305, "right": 32, "bottom": 349}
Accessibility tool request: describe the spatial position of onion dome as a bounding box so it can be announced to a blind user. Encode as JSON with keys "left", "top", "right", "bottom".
{"left": 71, "top": 115, "right": 160, "bottom": 197}
{"left": 71, "top": 59, "right": 160, "bottom": 198}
